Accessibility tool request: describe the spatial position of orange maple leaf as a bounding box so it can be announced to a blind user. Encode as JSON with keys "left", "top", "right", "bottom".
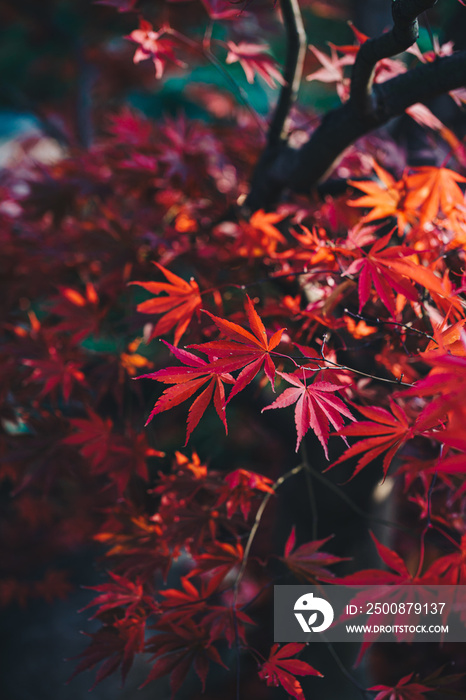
{"left": 404, "top": 166, "right": 466, "bottom": 226}
{"left": 238, "top": 209, "right": 287, "bottom": 257}
{"left": 422, "top": 317, "right": 466, "bottom": 358}
{"left": 348, "top": 162, "right": 414, "bottom": 232}
{"left": 130, "top": 263, "right": 202, "bottom": 346}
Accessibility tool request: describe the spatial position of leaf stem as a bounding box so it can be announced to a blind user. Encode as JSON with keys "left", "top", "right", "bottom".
{"left": 273, "top": 351, "right": 416, "bottom": 388}
{"left": 343, "top": 309, "right": 434, "bottom": 342}
{"left": 234, "top": 463, "right": 304, "bottom": 597}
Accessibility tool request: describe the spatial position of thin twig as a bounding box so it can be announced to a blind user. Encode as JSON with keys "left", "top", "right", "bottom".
{"left": 268, "top": 0, "right": 307, "bottom": 147}
{"left": 323, "top": 636, "right": 370, "bottom": 698}
{"left": 434, "top": 524, "right": 462, "bottom": 551}
{"left": 324, "top": 362, "right": 413, "bottom": 387}
{"left": 343, "top": 309, "right": 434, "bottom": 342}
{"left": 232, "top": 462, "right": 304, "bottom": 698}
{"left": 319, "top": 340, "right": 415, "bottom": 387}
{"left": 272, "top": 351, "right": 415, "bottom": 387}
{"left": 234, "top": 463, "right": 305, "bottom": 596}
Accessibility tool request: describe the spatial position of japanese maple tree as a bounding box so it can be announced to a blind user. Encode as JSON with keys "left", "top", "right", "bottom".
{"left": 2, "top": 0, "right": 466, "bottom": 698}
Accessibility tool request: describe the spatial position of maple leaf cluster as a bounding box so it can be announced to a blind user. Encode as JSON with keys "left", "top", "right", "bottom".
{"left": 71, "top": 451, "right": 334, "bottom": 696}
{"left": 2, "top": 0, "right": 466, "bottom": 698}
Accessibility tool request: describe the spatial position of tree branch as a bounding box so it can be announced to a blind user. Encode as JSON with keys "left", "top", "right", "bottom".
{"left": 244, "top": 0, "right": 306, "bottom": 213}
{"left": 243, "top": 0, "right": 466, "bottom": 213}
{"left": 351, "top": 0, "right": 437, "bottom": 115}
{"left": 244, "top": 49, "right": 466, "bottom": 210}
{"left": 268, "top": 0, "right": 307, "bottom": 146}
{"left": 288, "top": 50, "right": 466, "bottom": 193}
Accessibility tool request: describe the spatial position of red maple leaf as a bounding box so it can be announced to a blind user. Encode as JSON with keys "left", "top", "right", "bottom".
{"left": 157, "top": 499, "right": 237, "bottom": 556}
{"left": 225, "top": 42, "right": 285, "bottom": 88}
{"left": 236, "top": 208, "right": 288, "bottom": 257}
{"left": 95, "top": 507, "right": 172, "bottom": 584}
{"left": 344, "top": 232, "right": 461, "bottom": 316}
{"left": 137, "top": 341, "right": 235, "bottom": 443}
{"left": 128, "top": 21, "right": 186, "bottom": 79}
{"left": 63, "top": 412, "right": 163, "bottom": 495}
{"left": 48, "top": 283, "right": 103, "bottom": 343}
{"left": 201, "top": 604, "right": 255, "bottom": 647}
{"left": 334, "top": 532, "right": 451, "bottom": 587}
{"left": 172, "top": 450, "right": 208, "bottom": 479}
{"left": 23, "top": 346, "right": 87, "bottom": 403}
{"left": 158, "top": 573, "right": 225, "bottom": 624}
{"left": 368, "top": 672, "right": 432, "bottom": 700}
{"left": 326, "top": 398, "right": 424, "bottom": 481}
{"left": 422, "top": 317, "right": 466, "bottom": 358}
{"left": 343, "top": 233, "right": 419, "bottom": 315}
{"left": 130, "top": 263, "right": 202, "bottom": 346}
{"left": 142, "top": 619, "right": 227, "bottom": 697}
{"left": 63, "top": 411, "right": 114, "bottom": 467}
{"left": 107, "top": 107, "right": 152, "bottom": 145}
{"left": 69, "top": 617, "right": 146, "bottom": 687}
{"left": 262, "top": 370, "right": 354, "bottom": 457}
{"left": 281, "top": 527, "right": 350, "bottom": 582}
{"left": 306, "top": 44, "right": 354, "bottom": 95}
{"left": 336, "top": 532, "right": 415, "bottom": 586}
{"left": 347, "top": 161, "right": 414, "bottom": 231}
{"left": 221, "top": 468, "right": 274, "bottom": 519}
{"left": 423, "top": 446, "right": 466, "bottom": 500}
{"left": 81, "top": 571, "right": 158, "bottom": 619}
{"left": 189, "top": 295, "right": 285, "bottom": 402}
{"left": 426, "top": 533, "right": 466, "bottom": 584}
{"left": 258, "top": 643, "right": 322, "bottom": 700}
{"left": 399, "top": 351, "right": 466, "bottom": 432}
{"left": 151, "top": 457, "right": 241, "bottom": 555}
{"left": 187, "top": 541, "right": 244, "bottom": 579}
